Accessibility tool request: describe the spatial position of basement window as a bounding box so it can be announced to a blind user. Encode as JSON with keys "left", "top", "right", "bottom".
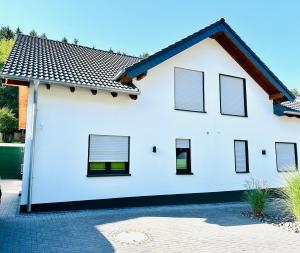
{"left": 220, "top": 74, "right": 247, "bottom": 117}
{"left": 176, "top": 139, "right": 192, "bottom": 175}
{"left": 234, "top": 140, "right": 249, "bottom": 173}
{"left": 275, "top": 142, "right": 298, "bottom": 172}
{"left": 174, "top": 67, "right": 205, "bottom": 112}
{"left": 87, "top": 135, "right": 130, "bottom": 176}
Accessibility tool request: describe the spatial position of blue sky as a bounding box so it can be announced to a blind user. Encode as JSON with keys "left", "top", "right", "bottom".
{"left": 1, "top": 0, "right": 300, "bottom": 89}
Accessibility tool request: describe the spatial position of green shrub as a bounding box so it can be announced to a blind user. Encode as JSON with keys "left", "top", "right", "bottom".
{"left": 0, "top": 107, "right": 17, "bottom": 134}
{"left": 280, "top": 173, "right": 300, "bottom": 222}
{"left": 244, "top": 178, "right": 269, "bottom": 216}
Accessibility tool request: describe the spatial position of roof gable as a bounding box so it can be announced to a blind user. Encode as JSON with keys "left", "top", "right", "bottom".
{"left": 116, "top": 19, "right": 294, "bottom": 102}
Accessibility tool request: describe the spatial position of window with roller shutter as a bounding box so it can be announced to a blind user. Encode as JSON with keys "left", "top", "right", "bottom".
{"left": 234, "top": 140, "right": 249, "bottom": 173}
{"left": 275, "top": 142, "right": 298, "bottom": 172}
{"left": 220, "top": 74, "right": 247, "bottom": 117}
{"left": 87, "top": 135, "right": 130, "bottom": 176}
{"left": 174, "top": 67, "right": 205, "bottom": 112}
{"left": 176, "top": 139, "right": 192, "bottom": 175}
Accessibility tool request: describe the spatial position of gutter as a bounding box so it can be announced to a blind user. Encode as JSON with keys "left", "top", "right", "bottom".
{"left": 284, "top": 111, "right": 300, "bottom": 116}
{"left": 27, "top": 79, "right": 39, "bottom": 212}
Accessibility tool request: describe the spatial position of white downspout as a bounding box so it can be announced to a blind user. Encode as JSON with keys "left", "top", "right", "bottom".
{"left": 27, "top": 79, "right": 40, "bottom": 212}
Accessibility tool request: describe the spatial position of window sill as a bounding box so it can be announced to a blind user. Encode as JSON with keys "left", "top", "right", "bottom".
{"left": 277, "top": 170, "right": 298, "bottom": 173}
{"left": 235, "top": 171, "right": 249, "bottom": 174}
{"left": 175, "top": 109, "right": 207, "bottom": 113}
{"left": 87, "top": 173, "right": 131, "bottom": 177}
{"left": 221, "top": 113, "right": 248, "bottom": 117}
{"left": 176, "top": 172, "right": 194, "bottom": 175}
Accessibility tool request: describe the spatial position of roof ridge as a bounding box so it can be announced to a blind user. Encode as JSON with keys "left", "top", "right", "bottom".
{"left": 17, "top": 34, "right": 143, "bottom": 60}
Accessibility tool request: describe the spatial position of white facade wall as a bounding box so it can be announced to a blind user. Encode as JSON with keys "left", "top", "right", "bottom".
{"left": 21, "top": 38, "right": 300, "bottom": 205}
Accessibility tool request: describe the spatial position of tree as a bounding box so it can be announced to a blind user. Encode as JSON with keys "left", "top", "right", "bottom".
{"left": 0, "top": 38, "right": 18, "bottom": 116}
{"left": 0, "top": 26, "right": 14, "bottom": 40}
{"left": 0, "top": 38, "right": 15, "bottom": 70}
{"left": 29, "top": 30, "right": 38, "bottom": 37}
{"left": 40, "top": 33, "right": 47, "bottom": 39}
{"left": 291, "top": 88, "right": 298, "bottom": 97}
{"left": 61, "top": 37, "right": 68, "bottom": 43}
{"left": 73, "top": 38, "right": 79, "bottom": 45}
{"left": 0, "top": 86, "right": 18, "bottom": 116}
{"left": 15, "top": 27, "right": 22, "bottom": 36}
{"left": 0, "top": 107, "right": 17, "bottom": 134}
{"left": 0, "top": 107, "right": 17, "bottom": 142}
{"left": 139, "top": 52, "right": 149, "bottom": 58}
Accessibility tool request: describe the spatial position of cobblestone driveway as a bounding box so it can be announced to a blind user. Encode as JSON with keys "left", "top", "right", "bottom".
{"left": 1, "top": 180, "right": 300, "bottom": 253}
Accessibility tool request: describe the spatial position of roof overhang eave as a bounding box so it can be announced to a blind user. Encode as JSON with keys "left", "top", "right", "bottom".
{"left": 1, "top": 73, "right": 31, "bottom": 83}
{"left": 1, "top": 74, "right": 140, "bottom": 95}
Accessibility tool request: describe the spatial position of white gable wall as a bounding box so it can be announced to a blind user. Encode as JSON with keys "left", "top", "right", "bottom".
{"left": 21, "top": 38, "right": 300, "bottom": 205}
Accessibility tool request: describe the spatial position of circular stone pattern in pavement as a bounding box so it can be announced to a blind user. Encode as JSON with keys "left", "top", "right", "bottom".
{"left": 111, "top": 230, "right": 151, "bottom": 244}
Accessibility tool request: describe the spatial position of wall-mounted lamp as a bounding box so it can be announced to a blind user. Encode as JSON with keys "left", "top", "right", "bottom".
{"left": 262, "top": 150, "right": 266, "bottom": 155}
{"left": 152, "top": 146, "right": 157, "bottom": 153}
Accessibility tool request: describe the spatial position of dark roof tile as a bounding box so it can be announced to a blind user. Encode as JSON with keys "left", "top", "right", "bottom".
{"left": 1, "top": 35, "right": 141, "bottom": 94}
{"left": 281, "top": 100, "right": 300, "bottom": 112}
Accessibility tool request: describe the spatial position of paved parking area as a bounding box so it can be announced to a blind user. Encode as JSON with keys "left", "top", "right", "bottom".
{"left": 1, "top": 180, "right": 300, "bottom": 253}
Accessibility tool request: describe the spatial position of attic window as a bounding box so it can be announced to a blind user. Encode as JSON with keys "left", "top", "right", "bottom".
{"left": 220, "top": 74, "right": 247, "bottom": 117}
{"left": 174, "top": 67, "right": 205, "bottom": 112}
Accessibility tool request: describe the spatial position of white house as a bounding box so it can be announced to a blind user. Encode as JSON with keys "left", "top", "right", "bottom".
{"left": 1, "top": 19, "right": 300, "bottom": 212}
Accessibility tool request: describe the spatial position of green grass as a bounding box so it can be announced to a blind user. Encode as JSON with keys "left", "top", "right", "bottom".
{"left": 244, "top": 178, "right": 269, "bottom": 216}
{"left": 279, "top": 172, "right": 300, "bottom": 222}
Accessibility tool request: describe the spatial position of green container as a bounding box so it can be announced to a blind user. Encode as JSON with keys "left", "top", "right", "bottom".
{"left": 0, "top": 144, "right": 24, "bottom": 179}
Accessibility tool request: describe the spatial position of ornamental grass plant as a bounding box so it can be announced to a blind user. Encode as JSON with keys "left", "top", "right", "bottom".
{"left": 244, "top": 178, "right": 269, "bottom": 216}
{"left": 279, "top": 172, "right": 300, "bottom": 222}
